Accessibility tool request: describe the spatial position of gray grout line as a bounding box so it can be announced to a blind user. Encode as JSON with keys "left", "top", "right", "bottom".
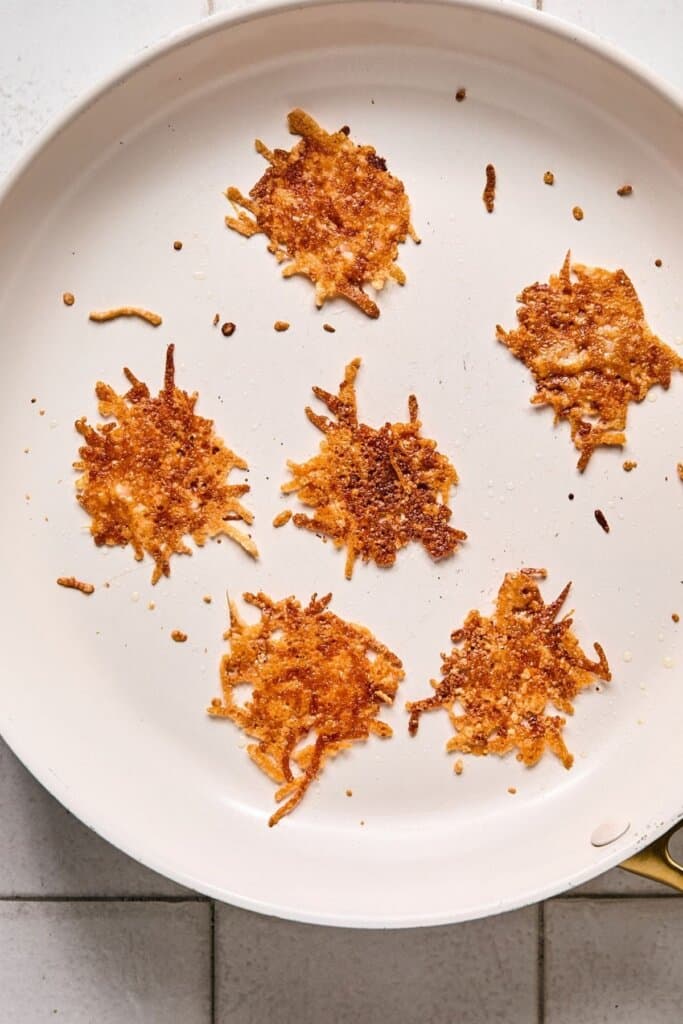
{"left": 537, "top": 903, "right": 545, "bottom": 1024}
{"left": 0, "top": 894, "right": 210, "bottom": 903}
{"left": 555, "top": 892, "right": 682, "bottom": 901}
{"left": 210, "top": 900, "right": 216, "bottom": 1024}
{"left": 0, "top": 891, "right": 680, "bottom": 904}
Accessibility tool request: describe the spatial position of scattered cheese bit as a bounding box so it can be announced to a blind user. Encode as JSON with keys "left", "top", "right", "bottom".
{"left": 62, "top": 292, "right": 75, "bottom": 306}
{"left": 572, "top": 206, "right": 584, "bottom": 221}
{"left": 171, "top": 629, "right": 188, "bottom": 643}
{"left": 57, "top": 576, "right": 95, "bottom": 595}
{"left": 89, "top": 307, "right": 162, "bottom": 327}
{"left": 274, "top": 320, "right": 290, "bottom": 332}
{"left": 272, "top": 509, "right": 292, "bottom": 528}
{"left": 483, "top": 164, "right": 496, "bottom": 213}
{"left": 543, "top": 171, "right": 554, "bottom": 186}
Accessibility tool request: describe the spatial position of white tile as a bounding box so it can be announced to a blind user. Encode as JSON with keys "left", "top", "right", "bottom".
{"left": 215, "top": 905, "right": 538, "bottom": 1024}
{"left": 542, "top": 0, "right": 683, "bottom": 91}
{"left": 0, "top": 738, "right": 189, "bottom": 896}
{"left": 546, "top": 898, "right": 683, "bottom": 1023}
{"left": 0, "top": 0, "right": 204, "bottom": 179}
{"left": 0, "top": 901, "right": 211, "bottom": 1023}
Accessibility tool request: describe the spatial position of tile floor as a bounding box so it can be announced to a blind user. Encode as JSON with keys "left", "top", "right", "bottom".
{"left": 1, "top": 1, "right": 682, "bottom": 1020}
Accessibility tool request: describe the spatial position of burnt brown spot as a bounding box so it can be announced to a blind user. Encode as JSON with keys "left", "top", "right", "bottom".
{"left": 594, "top": 509, "right": 610, "bottom": 533}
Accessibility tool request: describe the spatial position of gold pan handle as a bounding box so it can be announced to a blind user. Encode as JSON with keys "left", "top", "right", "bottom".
{"left": 620, "top": 822, "right": 683, "bottom": 892}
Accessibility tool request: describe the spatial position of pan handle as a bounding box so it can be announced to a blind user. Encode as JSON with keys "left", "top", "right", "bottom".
{"left": 620, "top": 823, "right": 683, "bottom": 891}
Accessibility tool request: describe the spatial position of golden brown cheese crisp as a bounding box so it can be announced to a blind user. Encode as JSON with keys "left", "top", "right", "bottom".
{"left": 282, "top": 359, "right": 466, "bottom": 578}
{"left": 497, "top": 253, "right": 683, "bottom": 470}
{"left": 225, "top": 108, "right": 418, "bottom": 318}
{"left": 74, "top": 344, "right": 257, "bottom": 583}
{"left": 209, "top": 592, "right": 404, "bottom": 826}
{"left": 407, "top": 569, "right": 610, "bottom": 770}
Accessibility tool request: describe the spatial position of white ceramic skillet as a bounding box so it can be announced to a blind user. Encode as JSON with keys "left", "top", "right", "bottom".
{"left": 1, "top": 0, "right": 682, "bottom": 926}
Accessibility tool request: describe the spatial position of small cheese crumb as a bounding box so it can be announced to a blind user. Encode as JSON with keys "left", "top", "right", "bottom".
{"left": 62, "top": 292, "right": 75, "bottom": 306}
{"left": 543, "top": 171, "right": 554, "bottom": 186}
{"left": 56, "top": 576, "right": 94, "bottom": 595}
{"left": 454, "top": 759, "right": 463, "bottom": 776}
{"left": 203, "top": 595, "right": 212, "bottom": 604}
{"left": 508, "top": 786, "right": 517, "bottom": 795}
{"left": 345, "top": 789, "right": 353, "bottom": 797}
{"left": 623, "top": 460, "right": 637, "bottom": 472}
{"left": 272, "top": 509, "right": 292, "bottom": 528}
{"left": 572, "top": 205, "right": 584, "bottom": 221}
{"left": 616, "top": 184, "right": 633, "bottom": 196}
{"left": 89, "top": 306, "right": 162, "bottom": 327}
{"left": 171, "top": 629, "right": 188, "bottom": 643}
{"left": 323, "top": 323, "right": 336, "bottom": 333}
{"left": 274, "top": 320, "right": 290, "bottom": 332}
{"left": 455, "top": 87, "right": 467, "bottom": 102}
{"left": 672, "top": 613, "right": 680, "bottom": 623}
{"left": 221, "top": 321, "right": 236, "bottom": 337}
